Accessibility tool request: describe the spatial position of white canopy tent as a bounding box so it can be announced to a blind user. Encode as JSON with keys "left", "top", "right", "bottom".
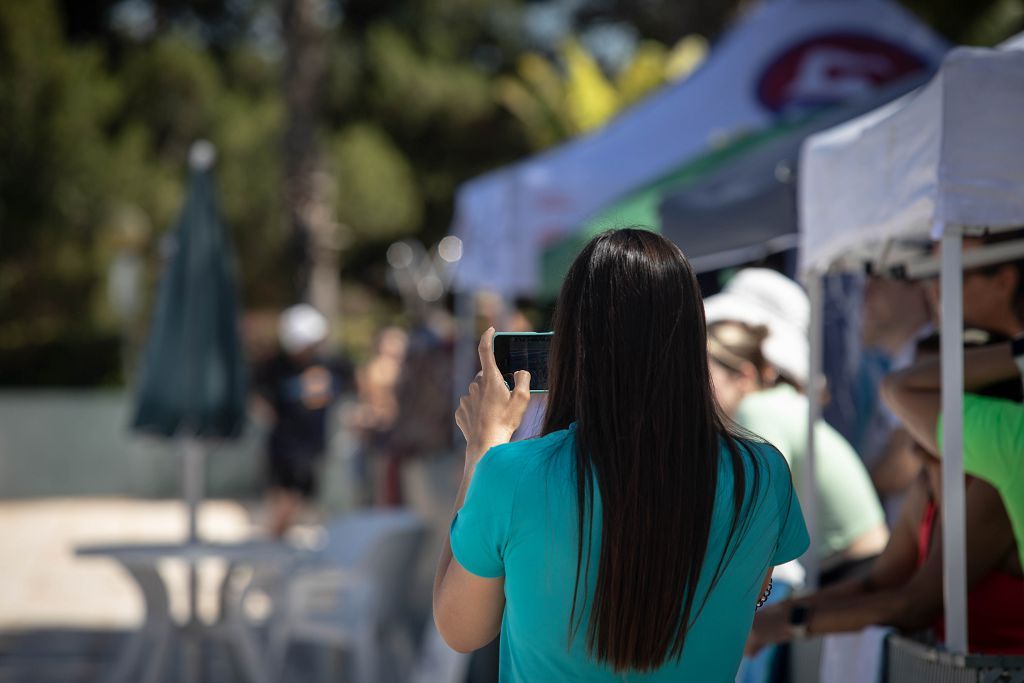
{"left": 798, "top": 42, "right": 1024, "bottom": 653}
{"left": 451, "top": 0, "right": 947, "bottom": 297}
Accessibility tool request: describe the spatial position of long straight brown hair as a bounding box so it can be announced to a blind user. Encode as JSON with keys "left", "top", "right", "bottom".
{"left": 542, "top": 229, "right": 763, "bottom": 673}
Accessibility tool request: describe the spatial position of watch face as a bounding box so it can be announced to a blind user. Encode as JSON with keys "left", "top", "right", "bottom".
{"left": 790, "top": 604, "right": 810, "bottom": 625}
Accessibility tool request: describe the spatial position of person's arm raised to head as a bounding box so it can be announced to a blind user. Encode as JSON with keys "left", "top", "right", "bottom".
{"left": 880, "top": 341, "right": 1020, "bottom": 454}
{"left": 433, "top": 328, "right": 531, "bottom": 653}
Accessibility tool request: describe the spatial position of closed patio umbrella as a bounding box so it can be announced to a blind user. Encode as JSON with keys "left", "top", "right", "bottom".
{"left": 131, "top": 140, "right": 248, "bottom": 626}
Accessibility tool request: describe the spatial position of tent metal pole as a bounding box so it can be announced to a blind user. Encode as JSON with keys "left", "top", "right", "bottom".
{"left": 804, "top": 273, "right": 824, "bottom": 590}
{"left": 940, "top": 226, "right": 968, "bottom": 653}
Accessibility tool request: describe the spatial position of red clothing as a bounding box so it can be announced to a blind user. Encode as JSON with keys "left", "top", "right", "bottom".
{"left": 918, "top": 500, "right": 1024, "bottom": 654}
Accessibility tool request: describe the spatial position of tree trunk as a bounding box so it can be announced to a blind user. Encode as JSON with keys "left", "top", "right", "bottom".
{"left": 282, "top": 0, "right": 341, "bottom": 327}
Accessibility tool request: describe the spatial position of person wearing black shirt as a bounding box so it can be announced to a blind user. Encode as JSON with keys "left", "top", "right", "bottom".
{"left": 254, "top": 305, "right": 351, "bottom": 537}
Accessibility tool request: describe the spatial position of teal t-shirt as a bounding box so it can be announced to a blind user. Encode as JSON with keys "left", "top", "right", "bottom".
{"left": 450, "top": 424, "right": 809, "bottom": 682}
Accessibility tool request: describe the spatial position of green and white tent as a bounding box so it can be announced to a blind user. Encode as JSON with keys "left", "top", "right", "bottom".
{"left": 451, "top": 0, "right": 947, "bottom": 299}
{"left": 537, "top": 77, "right": 928, "bottom": 298}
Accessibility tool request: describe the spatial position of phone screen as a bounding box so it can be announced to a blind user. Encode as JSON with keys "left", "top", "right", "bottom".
{"left": 493, "top": 333, "right": 552, "bottom": 393}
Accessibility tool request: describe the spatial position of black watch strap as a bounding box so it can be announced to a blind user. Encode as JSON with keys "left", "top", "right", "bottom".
{"left": 1011, "top": 333, "right": 1024, "bottom": 359}
{"left": 1012, "top": 334, "right": 1024, "bottom": 379}
{"left": 789, "top": 604, "right": 811, "bottom": 639}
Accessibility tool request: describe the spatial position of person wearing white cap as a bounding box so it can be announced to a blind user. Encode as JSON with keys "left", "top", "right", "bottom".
{"left": 705, "top": 268, "right": 889, "bottom": 584}
{"left": 253, "top": 304, "right": 352, "bottom": 537}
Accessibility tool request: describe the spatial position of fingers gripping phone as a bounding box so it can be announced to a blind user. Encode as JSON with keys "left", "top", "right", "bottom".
{"left": 492, "top": 332, "right": 552, "bottom": 393}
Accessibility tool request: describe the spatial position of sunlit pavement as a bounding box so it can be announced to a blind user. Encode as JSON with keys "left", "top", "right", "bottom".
{"left": 0, "top": 498, "right": 291, "bottom": 682}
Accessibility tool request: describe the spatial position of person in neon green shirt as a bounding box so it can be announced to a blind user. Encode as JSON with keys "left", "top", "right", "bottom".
{"left": 881, "top": 337, "right": 1024, "bottom": 565}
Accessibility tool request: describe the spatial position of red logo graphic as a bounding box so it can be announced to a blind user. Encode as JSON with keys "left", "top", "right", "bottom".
{"left": 757, "top": 33, "right": 929, "bottom": 113}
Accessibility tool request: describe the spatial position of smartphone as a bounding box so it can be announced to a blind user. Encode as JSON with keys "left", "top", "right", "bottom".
{"left": 492, "top": 332, "right": 552, "bottom": 393}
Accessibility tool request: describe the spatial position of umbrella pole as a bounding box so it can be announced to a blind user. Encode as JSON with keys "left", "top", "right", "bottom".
{"left": 182, "top": 437, "right": 205, "bottom": 683}
{"left": 183, "top": 438, "right": 204, "bottom": 606}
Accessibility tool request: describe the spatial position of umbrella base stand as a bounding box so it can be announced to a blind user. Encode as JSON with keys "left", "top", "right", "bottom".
{"left": 180, "top": 621, "right": 204, "bottom": 683}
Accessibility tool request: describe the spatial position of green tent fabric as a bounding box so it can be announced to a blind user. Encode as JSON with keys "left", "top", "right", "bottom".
{"left": 131, "top": 154, "right": 247, "bottom": 439}
{"left": 538, "top": 124, "right": 797, "bottom": 299}
{"left": 537, "top": 75, "right": 932, "bottom": 301}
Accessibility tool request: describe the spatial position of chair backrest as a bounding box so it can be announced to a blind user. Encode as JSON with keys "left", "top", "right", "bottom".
{"left": 412, "top": 620, "right": 471, "bottom": 683}
{"left": 321, "top": 509, "right": 424, "bottom": 568}
{"left": 320, "top": 509, "right": 427, "bottom": 621}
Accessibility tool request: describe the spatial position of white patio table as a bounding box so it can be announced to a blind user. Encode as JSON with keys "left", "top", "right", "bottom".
{"left": 77, "top": 539, "right": 309, "bottom": 683}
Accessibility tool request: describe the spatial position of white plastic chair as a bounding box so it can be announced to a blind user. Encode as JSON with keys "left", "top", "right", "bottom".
{"left": 410, "top": 619, "right": 471, "bottom": 683}
{"left": 266, "top": 509, "right": 427, "bottom": 682}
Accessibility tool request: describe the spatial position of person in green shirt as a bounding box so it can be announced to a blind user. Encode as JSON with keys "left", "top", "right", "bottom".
{"left": 881, "top": 336, "right": 1024, "bottom": 566}
{"left": 749, "top": 336, "right": 1024, "bottom": 657}
{"left": 703, "top": 269, "right": 888, "bottom": 584}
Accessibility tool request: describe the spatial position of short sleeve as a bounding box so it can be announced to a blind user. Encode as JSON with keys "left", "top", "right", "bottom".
{"left": 768, "top": 452, "right": 811, "bottom": 565}
{"left": 937, "top": 393, "right": 1024, "bottom": 484}
{"left": 449, "top": 445, "right": 522, "bottom": 578}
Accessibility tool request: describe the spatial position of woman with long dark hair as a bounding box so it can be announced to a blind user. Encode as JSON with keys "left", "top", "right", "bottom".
{"left": 433, "top": 229, "right": 808, "bottom": 680}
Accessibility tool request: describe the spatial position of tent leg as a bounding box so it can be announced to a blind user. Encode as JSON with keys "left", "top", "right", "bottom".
{"left": 804, "top": 273, "right": 824, "bottom": 590}
{"left": 940, "top": 227, "right": 967, "bottom": 654}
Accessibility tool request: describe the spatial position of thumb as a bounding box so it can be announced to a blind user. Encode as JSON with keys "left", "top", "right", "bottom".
{"left": 511, "top": 370, "right": 532, "bottom": 408}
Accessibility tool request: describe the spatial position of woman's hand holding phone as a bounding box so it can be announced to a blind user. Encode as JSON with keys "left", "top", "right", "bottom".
{"left": 456, "top": 327, "right": 532, "bottom": 469}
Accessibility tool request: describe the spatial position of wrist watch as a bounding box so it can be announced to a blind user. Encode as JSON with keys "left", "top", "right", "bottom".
{"left": 1011, "top": 333, "right": 1024, "bottom": 379}
{"left": 789, "top": 604, "right": 812, "bottom": 640}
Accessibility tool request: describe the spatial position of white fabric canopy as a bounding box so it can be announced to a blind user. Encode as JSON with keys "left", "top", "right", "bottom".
{"left": 799, "top": 41, "right": 1024, "bottom": 275}
{"left": 452, "top": 0, "right": 947, "bottom": 295}
{"left": 797, "top": 34, "right": 1024, "bottom": 653}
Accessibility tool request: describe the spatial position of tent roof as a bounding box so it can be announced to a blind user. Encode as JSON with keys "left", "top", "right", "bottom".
{"left": 657, "top": 75, "right": 928, "bottom": 272}
{"left": 799, "top": 41, "right": 1024, "bottom": 276}
{"left": 452, "top": 0, "right": 947, "bottom": 295}
{"left": 536, "top": 77, "right": 928, "bottom": 298}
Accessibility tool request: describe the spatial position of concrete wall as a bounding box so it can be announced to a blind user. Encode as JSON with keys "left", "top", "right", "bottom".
{"left": 0, "top": 391, "right": 266, "bottom": 499}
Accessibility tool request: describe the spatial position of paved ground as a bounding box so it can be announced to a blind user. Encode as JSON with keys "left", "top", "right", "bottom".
{"left": 0, "top": 497, "right": 443, "bottom": 683}
{"left": 0, "top": 497, "right": 281, "bottom": 682}
{"left": 0, "top": 498, "right": 256, "bottom": 629}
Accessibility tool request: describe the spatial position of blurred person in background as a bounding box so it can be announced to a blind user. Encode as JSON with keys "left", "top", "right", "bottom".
{"left": 853, "top": 276, "right": 935, "bottom": 523}
{"left": 705, "top": 269, "right": 888, "bottom": 585}
{"left": 347, "top": 326, "right": 408, "bottom": 506}
{"left": 378, "top": 309, "right": 455, "bottom": 507}
{"left": 434, "top": 230, "right": 808, "bottom": 680}
{"left": 372, "top": 309, "right": 458, "bottom": 621}
{"left": 253, "top": 304, "right": 352, "bottom": 537}
{"left": 881, "top": 234, "right": 1024, "bottom": 576}
{"left": 748, "top": 230, "right": 1024, "bottom": 656}
{"left": 924, "top": 229, "right": 1024, "bottom": 341}
{"left": 882, "top": 334, "right": 1024, "bottom": 572}
{"left": 748, "top": 333, "right": 1024, "bottom": 656}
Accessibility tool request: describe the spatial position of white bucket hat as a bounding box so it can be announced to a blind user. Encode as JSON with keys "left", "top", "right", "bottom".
{"left": 703, "top": 268, "right": 809, "bottom": 386}
{"left": 279, "top": 304, "right": 328, "bottom": 355}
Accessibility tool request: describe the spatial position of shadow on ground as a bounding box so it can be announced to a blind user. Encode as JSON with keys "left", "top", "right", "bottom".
{"left": 0, "top": 628, "right": 339, "bottom": 683}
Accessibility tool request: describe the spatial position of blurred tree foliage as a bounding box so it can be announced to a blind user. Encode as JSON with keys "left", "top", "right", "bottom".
{"left": 2, "top": 0, "right": 1023, "bottom": 385}
{"left": 497, "top": 35, "right": 707, "bottom": 150}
